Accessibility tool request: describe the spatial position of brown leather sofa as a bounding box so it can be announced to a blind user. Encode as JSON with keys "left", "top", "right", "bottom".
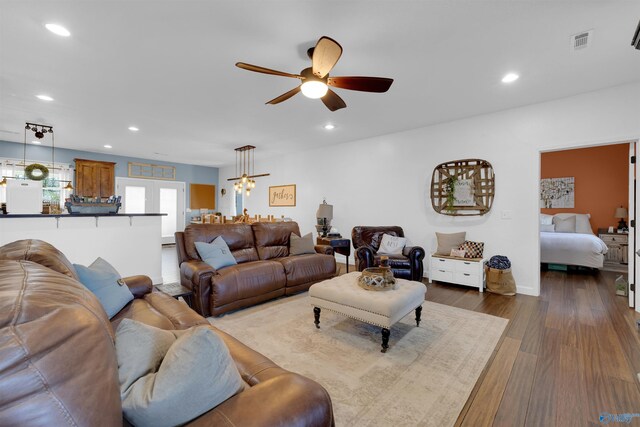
{"left": 352, "top": 226, "right": 426, "bottom": 282}
{"left": 0, "top": 239, "right": 334, "bottom": 427}
{"left": 177, "top": 221, "right": 337, "bottom": 317}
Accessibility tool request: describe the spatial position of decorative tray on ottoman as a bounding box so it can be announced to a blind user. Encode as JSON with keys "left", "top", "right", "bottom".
{"left": 357, "top": 267, "right": 397, "bottom": 291}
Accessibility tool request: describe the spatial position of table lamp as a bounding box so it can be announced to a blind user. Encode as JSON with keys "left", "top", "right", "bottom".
{"left": 316, "top": 200, "right": 333, "bottom": 237}
{"left": 615, "top": 206, "right": 628, "bottom": 230}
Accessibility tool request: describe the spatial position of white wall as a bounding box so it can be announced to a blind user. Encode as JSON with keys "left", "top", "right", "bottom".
{"left": 220, "top": 82, "right": 640, "bottom": 296}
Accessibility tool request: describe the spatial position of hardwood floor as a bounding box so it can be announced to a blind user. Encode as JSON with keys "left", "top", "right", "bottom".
{"left": 428, "top": 269, "right": 640, "bottom": 427}
{"left": 163, "top": 250, "right": 639, "bottom": 425}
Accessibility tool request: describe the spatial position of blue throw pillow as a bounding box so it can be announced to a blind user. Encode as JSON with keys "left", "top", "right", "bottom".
{"left": 74, "top": 257, "right": 134, "bottom": 319}
{"left": 195, "top": 237, "right": 237, "bottom": 270}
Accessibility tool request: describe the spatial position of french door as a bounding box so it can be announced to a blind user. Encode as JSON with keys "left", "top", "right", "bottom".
{"left": 116, "top": 178, "right": 185, "bottom": 244}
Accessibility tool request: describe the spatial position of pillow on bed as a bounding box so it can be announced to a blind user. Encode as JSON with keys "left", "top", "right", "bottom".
{"left": 540, "top": 214, "right": 553, "bottom": 225}
{"left": 540, "top": 224, "right": 555, "bottom": 232}
{"left": 554, "top": 213, "right": 593, "bottom": 234}
{"left": 553, "top": 215, "right": 576, "bottom": 233}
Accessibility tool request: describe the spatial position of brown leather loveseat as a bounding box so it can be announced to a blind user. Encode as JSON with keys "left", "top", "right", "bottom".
{"left": 0, "top": 239, "right": 334, "bottom": 427}
{"left": 177, "top": 221, "right": 337, "bottom": 317}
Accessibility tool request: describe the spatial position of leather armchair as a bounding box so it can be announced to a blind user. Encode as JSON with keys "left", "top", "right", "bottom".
{"left": 352, "top": 226, "right": 425, "bottom": 281}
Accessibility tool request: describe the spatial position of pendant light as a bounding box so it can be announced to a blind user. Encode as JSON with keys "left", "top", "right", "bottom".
{"left": 226, "top": 145, "right": 270, "bottom": 196}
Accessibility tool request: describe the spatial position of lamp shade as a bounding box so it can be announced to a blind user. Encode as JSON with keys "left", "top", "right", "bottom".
{"left": 614, "top": 207, "right": 628, "bottom": 219}
{"left": 316, "top": 203, "right": 333, "bottom": 220}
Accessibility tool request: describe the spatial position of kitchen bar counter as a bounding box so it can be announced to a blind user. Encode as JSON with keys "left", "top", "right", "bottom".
{"left": 0, "top": 213, "right": 166, "bottom": 218}
{"left": 0, "top": 214, "right": 164, "bottom": 283}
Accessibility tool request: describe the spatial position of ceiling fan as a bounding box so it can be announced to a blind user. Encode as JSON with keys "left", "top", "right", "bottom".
{"left": 235, "top": 36, "right": 393, "bottom": 112}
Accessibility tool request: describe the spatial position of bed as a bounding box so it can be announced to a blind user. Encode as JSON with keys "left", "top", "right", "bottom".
{"left": 540, "top": 231, "right": 608, "bottom": 269}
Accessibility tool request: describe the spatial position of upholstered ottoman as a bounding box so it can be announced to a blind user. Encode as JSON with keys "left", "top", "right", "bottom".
{"left": 309, "top": 272, "right": 427, "bottom": 352}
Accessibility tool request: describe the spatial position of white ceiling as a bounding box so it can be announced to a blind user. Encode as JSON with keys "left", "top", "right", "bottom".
{"left": 1, "top": 1, "right": 639, "bottom": 167}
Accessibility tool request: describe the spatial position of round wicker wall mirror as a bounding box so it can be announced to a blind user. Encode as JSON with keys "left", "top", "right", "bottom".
{"left": 430, "top": 159, "right": 495, "bottom": 216}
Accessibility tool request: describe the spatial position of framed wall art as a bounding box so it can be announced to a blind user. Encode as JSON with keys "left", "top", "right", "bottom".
{"left": 269, "top": 184, "right": 296, "bottom": 207}
{"left": 540, "top": 177, "right": 574, "bottom": 208}
{"left": 430, "top": 159, "right": 495, "bottom": 216}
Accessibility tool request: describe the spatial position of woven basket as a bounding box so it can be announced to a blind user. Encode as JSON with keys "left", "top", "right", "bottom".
{"left": 357, "top": 267, "right": 397, "bottom": 291}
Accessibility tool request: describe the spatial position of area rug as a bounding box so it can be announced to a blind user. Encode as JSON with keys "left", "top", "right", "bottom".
{"left": 209, "top": 293, "right": 508, "bottom": 427}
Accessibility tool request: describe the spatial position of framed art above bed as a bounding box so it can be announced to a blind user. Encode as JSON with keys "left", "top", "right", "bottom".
{"left": 540, "top": 177, "right": 575, "bottom": 209}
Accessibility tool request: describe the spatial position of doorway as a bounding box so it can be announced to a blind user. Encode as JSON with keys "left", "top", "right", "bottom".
{"left": 116, "top": 177, "right": 186, "bottom": 244}
{"left": 538, "top": 140, "right": 638, "bottom": 312}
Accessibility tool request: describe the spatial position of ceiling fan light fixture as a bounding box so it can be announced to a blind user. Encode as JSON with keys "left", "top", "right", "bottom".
{"left": 301, "top": 81, "right": 328, "bottom": 99}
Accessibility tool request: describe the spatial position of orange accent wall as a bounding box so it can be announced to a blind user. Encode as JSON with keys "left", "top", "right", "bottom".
{"left": 541, "top": 143, "right": 629, "bottom": 233}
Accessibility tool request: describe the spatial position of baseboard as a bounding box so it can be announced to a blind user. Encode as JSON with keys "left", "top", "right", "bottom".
{"left": 515, "top": 285, "right": 537, "bottom": 296}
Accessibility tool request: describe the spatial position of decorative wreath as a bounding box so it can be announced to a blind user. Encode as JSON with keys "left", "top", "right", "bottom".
{"left": 25, "top": 163, "right": 49, "bottom": 181}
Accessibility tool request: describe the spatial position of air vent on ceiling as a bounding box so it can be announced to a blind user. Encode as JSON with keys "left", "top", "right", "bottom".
{"left": 571, "top": 30, "right": 593, "bottom": 51}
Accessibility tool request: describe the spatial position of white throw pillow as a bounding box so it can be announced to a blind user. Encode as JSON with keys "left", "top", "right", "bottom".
{"left": 554, "top": 213, "right": 593, "bottom": 234}
{"left": 377, "top": 233, "right": 407, "bottom": 255}
{"left": 540, "top": 224, "right": 555, "bottom": 232}
{"left": 540, "top": 214, "right": 553, "bottom": 225}
{"left": 553, "top": 215, "right": 576, "bottom": 233}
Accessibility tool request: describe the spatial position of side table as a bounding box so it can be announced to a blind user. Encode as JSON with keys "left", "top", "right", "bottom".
{"left": 597, "top": 228, "right": 628, "bottom": 267}
{"left": 155, "top": 282, "right": 194, "bottom": 308}
{"left": 317, "top": 236, "right": 351, "bottom": 272}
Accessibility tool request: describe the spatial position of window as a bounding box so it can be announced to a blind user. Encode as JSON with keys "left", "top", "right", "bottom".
{"left": 0, "top": 159, "right": 73, "bottom": 209}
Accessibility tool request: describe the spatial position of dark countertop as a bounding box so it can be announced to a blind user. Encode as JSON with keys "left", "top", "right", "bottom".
{"left": 0, "top": 213, "right": 167, "bottom": 218}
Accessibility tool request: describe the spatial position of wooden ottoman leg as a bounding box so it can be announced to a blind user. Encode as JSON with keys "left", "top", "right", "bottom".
{"left": 415, "top": 305, "right": 422, "bottom": 327}
{"left": 381, "top": 328, "right": 390, "bottom": 353}
{"left": 314, "top": 307, "right": 321, "bottom": 329}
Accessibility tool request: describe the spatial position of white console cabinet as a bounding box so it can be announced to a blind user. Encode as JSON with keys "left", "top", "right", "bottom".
{"left": 429, "top": 255, "right": 486, "bottom": 292}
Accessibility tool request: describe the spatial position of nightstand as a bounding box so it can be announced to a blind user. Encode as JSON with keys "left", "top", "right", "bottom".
{"left": 597, "top": 228, "right": 628, "bottom": 266}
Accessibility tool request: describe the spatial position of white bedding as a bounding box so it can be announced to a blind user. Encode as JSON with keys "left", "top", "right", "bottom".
{"left": 540, "top": 232, "right": 608, "bottom": 269}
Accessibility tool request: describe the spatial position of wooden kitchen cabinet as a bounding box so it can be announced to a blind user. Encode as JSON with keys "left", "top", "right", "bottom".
{"left": 74, "top": 159, "right": 116, "bottom": 198}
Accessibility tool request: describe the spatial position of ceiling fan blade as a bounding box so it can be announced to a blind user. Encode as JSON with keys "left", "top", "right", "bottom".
{"left": 328, "top": 76, "right": 393, "bottom": 93}
{"left": 235, "top": 62, "right": 301, "bottom": 79}
{"left": 266, "top": 86, "right": 301, "bottom": 105}
{"left": 312, "top": 37, "right": 343, "bottom": 78}
{"left": 321, "top": 89, "right": 347, "bottom": 112}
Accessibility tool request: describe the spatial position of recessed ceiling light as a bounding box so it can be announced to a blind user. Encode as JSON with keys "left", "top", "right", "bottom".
{"left": 31, "top": 140, "right": 41, "bottom": 145}
{"left": 128, "top": 126, "right": 139, "bottom": 132}
{"left": 323, "top": 123, "right": 335, "bottom": 130}
{"left": 45, "top": 23, "right": 71, "bottom": 37}
{"left": 501, "top": 73, "right": 519, "bottom": 83}
{"left": 36, "top": 94, "right": 54, "bottom": 101}
{"left": 104, "top": 144, "right": 112, "bottom": 149}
